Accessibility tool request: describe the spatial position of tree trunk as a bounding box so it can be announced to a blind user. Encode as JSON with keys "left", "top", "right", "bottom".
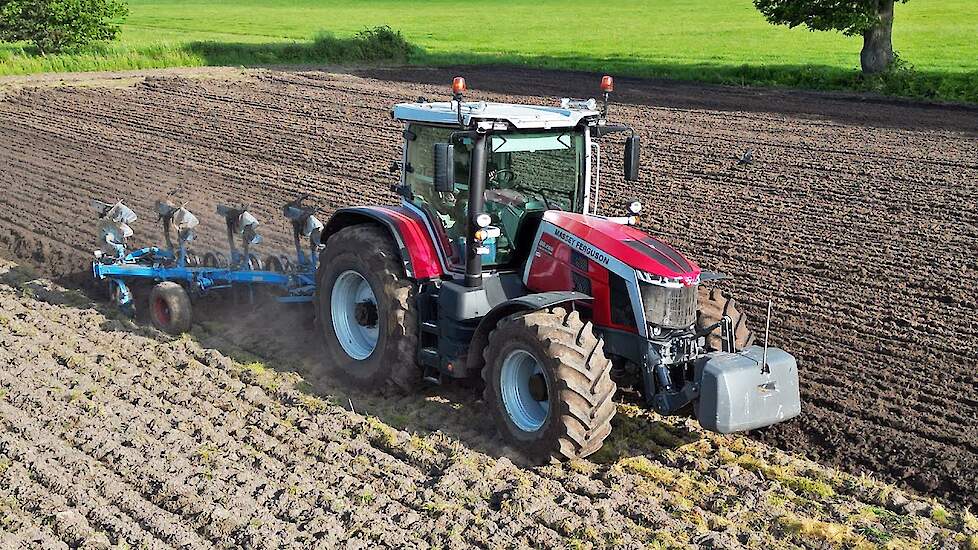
{"left": 860, "top": 0, "right": 895, "bottom": 74}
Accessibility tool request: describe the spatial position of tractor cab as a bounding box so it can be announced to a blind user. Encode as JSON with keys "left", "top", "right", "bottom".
{"left": 391, "top": 77, "right": 638, "bottom": 280}
{"left": 398, "top": 122, "right": 585, "bottom": 270}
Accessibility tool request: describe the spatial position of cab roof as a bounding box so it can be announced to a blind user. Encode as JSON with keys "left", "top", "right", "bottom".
{"left": 392, "top": 101, "right": 602, "bottom": 130}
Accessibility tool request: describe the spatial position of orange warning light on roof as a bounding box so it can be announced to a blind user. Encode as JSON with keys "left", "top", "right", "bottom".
{"left": 452, "top": 77, "right": 467, "bottom": 94}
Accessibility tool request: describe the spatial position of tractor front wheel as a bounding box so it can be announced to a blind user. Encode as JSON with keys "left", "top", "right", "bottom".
{"left": 696, "top": 287, "right": 755, "bottom": 351}
{"left": 316, "top": 225, "right": 421, "bottom": 394}
{"left": 149, "top": 282, "right": 192, "bottom": 334}
{"left": 482, "top": 307, "right": 616, "bottom": 463}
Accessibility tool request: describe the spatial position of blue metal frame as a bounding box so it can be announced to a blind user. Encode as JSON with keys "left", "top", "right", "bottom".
{"left": 93, "top": 246, "right": 316, "bottom": 313}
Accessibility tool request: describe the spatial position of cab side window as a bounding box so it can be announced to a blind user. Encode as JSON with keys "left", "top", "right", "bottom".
{"left": 405, "top": 124, "right": 471, "bottom": 265}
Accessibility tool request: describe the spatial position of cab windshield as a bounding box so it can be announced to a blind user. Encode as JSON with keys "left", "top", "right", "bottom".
{"left": 487, "top": 132, "right": 584, "bottom": 212}
{"left": 405, "top": 125, "right": 585, "bottom": 267}
{"left": 483, "top": 132, "right": 584, "bottom": 264}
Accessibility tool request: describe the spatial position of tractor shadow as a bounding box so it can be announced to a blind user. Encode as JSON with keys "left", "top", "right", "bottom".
{"left": 182, "top": 298, "right": 703, "bottom": 464}
{"left": 2, "top": 262, "right": 700, "bottom": 465}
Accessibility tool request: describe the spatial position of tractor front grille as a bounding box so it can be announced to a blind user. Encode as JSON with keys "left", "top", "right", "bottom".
{"left": 641, "top": 282, "right": 697, "bottom": 329}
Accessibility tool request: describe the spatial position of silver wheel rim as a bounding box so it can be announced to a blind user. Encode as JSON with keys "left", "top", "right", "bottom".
{"left": 331, "top": 270, "right": 379, "bottom": 361}
{"left": 500, "top": 349, "right": 550, "bottom": 432}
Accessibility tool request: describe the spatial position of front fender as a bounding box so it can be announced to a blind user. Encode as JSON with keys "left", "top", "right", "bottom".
{"left": 463, "top": 291, "right": 591, "bottom": 376}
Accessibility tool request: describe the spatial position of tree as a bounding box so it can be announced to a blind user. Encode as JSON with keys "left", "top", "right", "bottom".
{"left": 753, "top": 0, "right": 907, "bottom": 74}
{"left": 0, "top": 0, "right": 128, "bottom": 55}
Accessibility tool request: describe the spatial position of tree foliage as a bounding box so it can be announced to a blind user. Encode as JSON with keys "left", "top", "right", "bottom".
{"left": 0, "top": 0, "right": 128, "bottom": 54}
{"left": 752, "top": 0, "right": 905, "bottom": 36}
{"left": 754, "top": 0, "right": 910, "bottom": 73}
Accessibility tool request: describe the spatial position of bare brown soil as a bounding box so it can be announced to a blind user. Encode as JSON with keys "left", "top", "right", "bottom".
{"left": 1, "top": 259, "right": 974, "bottom": 548}
{"left": 0, "top": 66, "right": 976, "bottom": 515}
{"left": 0, "top": 66, "right": 253, "bottom": 99}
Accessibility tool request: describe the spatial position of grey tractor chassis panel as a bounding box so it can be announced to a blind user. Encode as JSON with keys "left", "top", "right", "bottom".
{"left": 432, "top": 274, "right": 590, "bottom": 378}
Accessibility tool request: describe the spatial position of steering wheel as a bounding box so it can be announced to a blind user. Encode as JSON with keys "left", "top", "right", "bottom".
{"left": 488, "top": 168, "right": 516, "bottom": 187}
{"left": 509, "top": 182, "right": 555, "bottom": 210}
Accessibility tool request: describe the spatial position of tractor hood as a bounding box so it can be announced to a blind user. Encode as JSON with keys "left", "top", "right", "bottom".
{"left": 542, "top": 211, "right": 700, "bottom": 282}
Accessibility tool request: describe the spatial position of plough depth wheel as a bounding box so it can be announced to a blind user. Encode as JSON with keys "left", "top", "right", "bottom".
{"left": 149, "top": 282, "right": 192, "bottom": 334}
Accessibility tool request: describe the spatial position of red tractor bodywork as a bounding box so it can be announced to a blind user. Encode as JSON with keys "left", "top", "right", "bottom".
{"left": 326, "top": 207, "right": 704, "bottom": 339}
{"left": 323, "top": 206, "right": 445, "bottom": 280}
{"left": 529, "top": 212, "right": 700, "bottom": 282}
{"left": 524, "top": 211, "right": 700, "bottom": 334}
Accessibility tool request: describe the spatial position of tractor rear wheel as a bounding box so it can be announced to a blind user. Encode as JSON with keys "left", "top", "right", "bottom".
{"left": 482, "top": 307, "right": 616, "bottom": 463}
{"left": 316, "top": 224, "right": 421, "bottom": 394}
{"left": 696, "top": 287, "right": 755, "bottom": 351}
{"left": 149, "top": 282, "right": 192, "bottom": 334}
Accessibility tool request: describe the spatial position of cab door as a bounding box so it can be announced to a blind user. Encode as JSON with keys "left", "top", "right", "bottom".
{"left": 402, "top": 124, "right": 472, "bottom": 271}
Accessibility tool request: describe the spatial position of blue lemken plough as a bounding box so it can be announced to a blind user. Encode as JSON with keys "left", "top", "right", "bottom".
{"left": 91, "top": 193, "right": 324, "bottom": 333}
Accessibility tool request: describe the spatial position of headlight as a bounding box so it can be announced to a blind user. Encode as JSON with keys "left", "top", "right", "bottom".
{"left": 641, "top": 281, "right": 697, "bottom": 330}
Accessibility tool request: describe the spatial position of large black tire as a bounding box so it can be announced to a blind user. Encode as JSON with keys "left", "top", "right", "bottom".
{"left": 316, "top": 224, "right": 421, "bottom": 394}
{"left": 696, "top": 287, "right": 755, "bottom": 352}
{"left": 482, "top": 308, "right": 616, "bottom": 462}
{"left": 149, "top": 282, "right": 192, "bottom": 334}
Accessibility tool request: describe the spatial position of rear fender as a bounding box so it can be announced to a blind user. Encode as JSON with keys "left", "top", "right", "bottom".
{"left": 464, "top": 291, "right": 591, "bottom": 376}
{"left": 322, "top": 206, "right": 443, "bottom": 280}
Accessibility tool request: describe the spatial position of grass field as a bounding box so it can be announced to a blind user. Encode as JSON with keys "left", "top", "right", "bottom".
{"left": 0, "top": 0, "right": 976, "bottom": 101}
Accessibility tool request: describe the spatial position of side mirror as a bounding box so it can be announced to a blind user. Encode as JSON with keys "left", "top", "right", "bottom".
{"left": 624, "top": 136, "right": 640, "bottom": 182}
{"left": 434, "top": 143, "right": 455, "bottom": 192}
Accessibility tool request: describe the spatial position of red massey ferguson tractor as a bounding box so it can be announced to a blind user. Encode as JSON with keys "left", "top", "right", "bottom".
{"left": 316, "top": 76, "right": 801, "bottom": 461}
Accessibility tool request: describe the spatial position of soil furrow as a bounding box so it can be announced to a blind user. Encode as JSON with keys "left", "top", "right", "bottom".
{"left": 1, "top": 66, "right": 976, "bottom": 510}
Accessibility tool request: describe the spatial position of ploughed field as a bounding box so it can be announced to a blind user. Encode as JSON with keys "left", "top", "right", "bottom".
{"left": 1, "top": 260, "right": 975, "bottom": 548}
{"left": 0, "top": 65, "right": 977, "bottom": 515}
